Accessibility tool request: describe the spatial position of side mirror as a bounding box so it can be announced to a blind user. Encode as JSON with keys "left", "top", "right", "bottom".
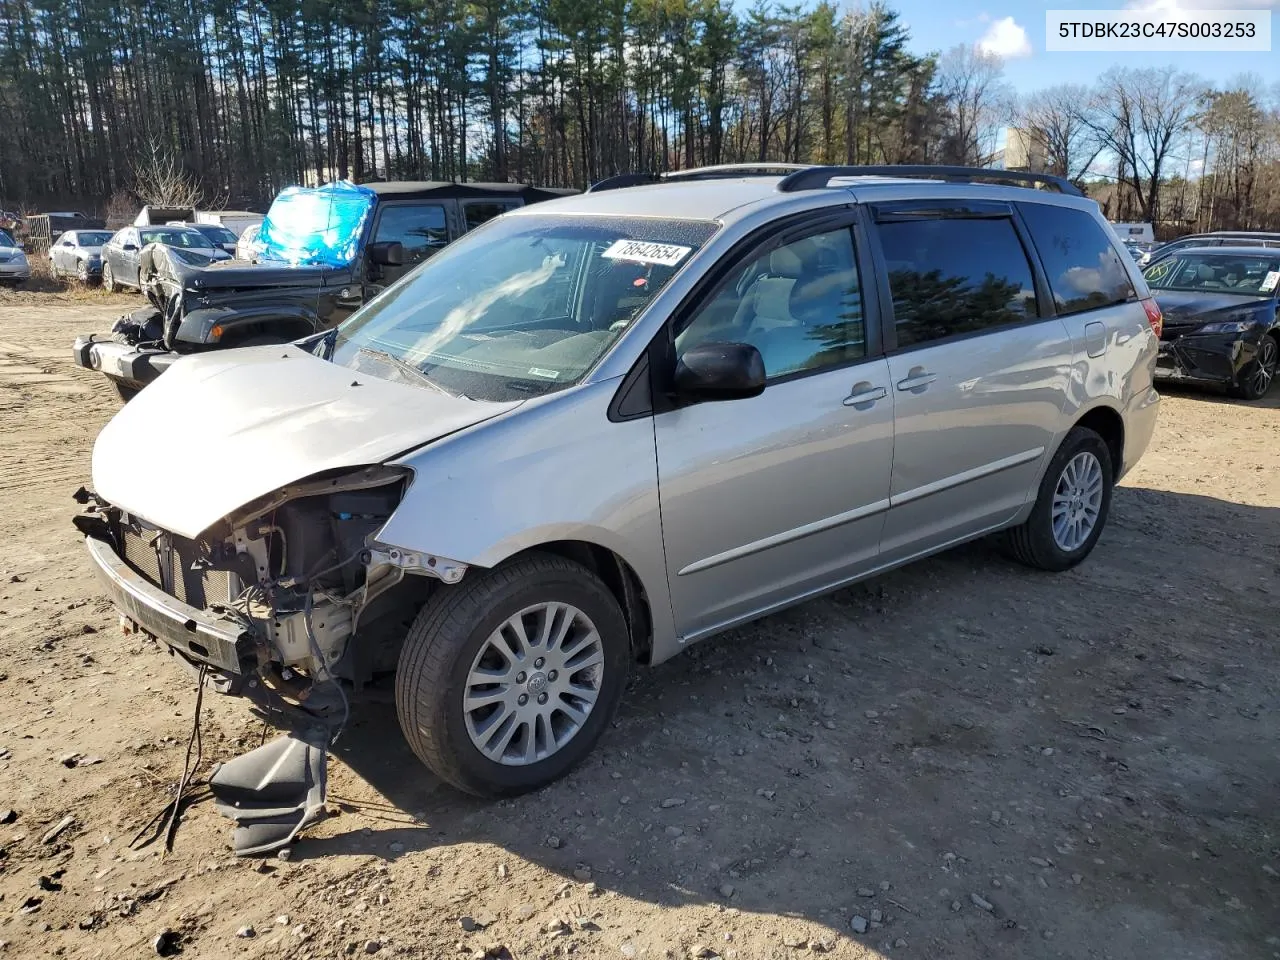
{"left": 367, "top": 241, "right": 406, "bottom": 266}
{"left": 673, "top": 341, "right": 766, "bottom": 402}
{"left": 122, "top": 243, "right": 138, "bottom": 252}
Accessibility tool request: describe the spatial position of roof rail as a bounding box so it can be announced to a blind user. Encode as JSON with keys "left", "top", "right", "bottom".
{"left": 587, "top": 163, "right": 811, "bottom": 193}
{"left": 664, "top": 163, "right": 810, "bottom": 181}
{"left": 776, "top": 165, "right": 1084, "bottom": 197}
{"left": 587, "top": 173, "right": 660, "bottom": 193}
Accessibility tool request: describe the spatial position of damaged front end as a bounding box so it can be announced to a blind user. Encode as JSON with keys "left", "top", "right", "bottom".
{"left": 76, "top": 465, "right": 467, "bottom": 853}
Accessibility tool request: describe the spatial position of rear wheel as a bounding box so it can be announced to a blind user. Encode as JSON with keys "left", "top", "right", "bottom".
{"left": 102, "top": 261, "right": 119, "bottom": 293}
{"left": 1002, "top": 426, "right": 1113, "bottom": 572}
{"left": 396, "top": 554, "right": 630, "bottom": 797}
{"left": 1230, "top": 335, "right": 1278, "bottom": 401}
{"left": 76, "top": 260, "right": 90, "bottom": 283}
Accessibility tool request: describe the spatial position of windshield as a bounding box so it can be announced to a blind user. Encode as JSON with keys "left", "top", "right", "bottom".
{"left": 198, "top": 225, "right": 238, "bottom": 244}
{"left": 259, "top": 181, "right": 374, "bottom": 267}
{"left": 1144, "top": 253, "right": 1280, "bottom": 296}
{"left": 141, "top": 228, "right": 214, "bottom": 250}
{"left": 0, "top": 229, "right": 14, "bottom": 247}
{"left": 79, "top": 231, "right": 112, "bottom": 246}
{"left": 332, "top": 214, "right": 718, "bottom": 401}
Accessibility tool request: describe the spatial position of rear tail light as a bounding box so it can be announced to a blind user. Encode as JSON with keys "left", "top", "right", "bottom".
{"left": 1141, "top": 298, "right": 1163, "bottom": 338}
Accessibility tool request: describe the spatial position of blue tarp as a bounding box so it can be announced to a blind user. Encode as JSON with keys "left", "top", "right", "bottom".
{"left": 258, "top": 181, "right": 376, "bottom": 267}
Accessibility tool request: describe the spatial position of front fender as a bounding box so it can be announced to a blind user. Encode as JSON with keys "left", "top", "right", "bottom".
{"left": 175, "top": 304, "right": 322, "bottom": 345}
{"left": 379, "top": 378, "right": 678, "bottom": 663}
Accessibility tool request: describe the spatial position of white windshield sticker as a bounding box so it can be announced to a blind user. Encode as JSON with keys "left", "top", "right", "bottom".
{"left": 602, "top": 239, "right": 691, "bottom": 267}
{"left": 527, "top": 367, "right": 560, "bottom": 380}
{"left": 1261, "top": 271, "right": 1280, "bottom": 293}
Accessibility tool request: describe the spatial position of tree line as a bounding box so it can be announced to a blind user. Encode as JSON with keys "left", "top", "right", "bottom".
{"left": 1, "top": 0, "right": 1277, "bottom": 233}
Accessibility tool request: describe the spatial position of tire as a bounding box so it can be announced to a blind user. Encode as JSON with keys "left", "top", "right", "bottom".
{"left": 76, "top": 260, "right": 90, "bottom": 284}
{"left": 396, "top": 553, "right": 630, "bottom": 797}
{"left": 102, "top": 261, "right": 119, "bottom": 293}
{"left": 111, "top": 380, "right": 140, "bottom": 402}
{"left": 1002, "top": 426, "right": 1114, "bottom": 572}
{"left": 229, "top": 333, "right": 294, "bottom": 348}
{"left": 1229, "top": 335, "right": 1278, "bottom": 401}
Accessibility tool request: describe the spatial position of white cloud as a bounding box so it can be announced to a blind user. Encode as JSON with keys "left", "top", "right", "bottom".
{"left": 977, "top": 16, "right": 1033, "bottom": 58}
{"left": 1127, "top": 0, "right": 1278, "bottom": 10}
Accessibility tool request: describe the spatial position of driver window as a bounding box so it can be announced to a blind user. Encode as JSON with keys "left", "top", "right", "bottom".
{"left": 676, "top": 227, "right": 865, "bottom": 379}
{"left": 374, "top": 204, "right": 449, "bottom": 262}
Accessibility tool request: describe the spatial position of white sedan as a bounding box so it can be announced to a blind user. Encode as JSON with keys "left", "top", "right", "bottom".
{"left": 50, "top": 229, "right": 115, "bottom": 283}
{"left": 0, "top": 227, "right": 30, "bottom": 287}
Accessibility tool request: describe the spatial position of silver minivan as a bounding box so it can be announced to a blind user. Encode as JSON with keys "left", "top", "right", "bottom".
{"left": 79, "top": 165, "right": 1160, "bottom": 816}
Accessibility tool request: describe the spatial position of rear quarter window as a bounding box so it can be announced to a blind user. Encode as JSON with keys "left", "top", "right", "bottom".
{"left": 876, "top": 216, "right": 1038, "bottom": 348}
{"left": 1020, "top": 203, "right": 1136, "bottom": 315}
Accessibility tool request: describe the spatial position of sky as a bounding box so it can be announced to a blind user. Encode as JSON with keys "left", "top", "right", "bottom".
{"left": 890, "top": 0, "right": 1280, "bottom": 92}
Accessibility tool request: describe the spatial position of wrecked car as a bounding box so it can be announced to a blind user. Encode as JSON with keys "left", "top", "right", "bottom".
{"left": 73, "top": 180, "right": 574, "bottom": 401}
{"left": 76, "top": 164, "right": 1160, "bottom": 854}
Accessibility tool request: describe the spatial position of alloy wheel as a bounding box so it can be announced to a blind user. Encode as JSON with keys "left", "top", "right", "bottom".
{"left": 463, "top": 601, "right": 605, "bottom": 766}
{"left": 1051, "top": 451, "right": 1104, "bottom": 552}
{"left": 1250, "top": 337, "right": 1277, "bottom": 397}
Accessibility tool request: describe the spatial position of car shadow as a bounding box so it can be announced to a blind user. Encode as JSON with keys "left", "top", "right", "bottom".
{"left": 310, "top": 485, "right": 1280, "bottom": 958}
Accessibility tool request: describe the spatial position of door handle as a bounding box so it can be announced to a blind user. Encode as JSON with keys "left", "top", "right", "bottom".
{"left": 843, "top": 382, "right": 888, "bottom": 407}
{"left": 896, "top": 367, "right": 937, "bottom": 392}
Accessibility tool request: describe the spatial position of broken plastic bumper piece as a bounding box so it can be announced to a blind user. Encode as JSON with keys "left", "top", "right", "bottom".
{"left": 209, "top": 726, "right": 329, "bottom": 856}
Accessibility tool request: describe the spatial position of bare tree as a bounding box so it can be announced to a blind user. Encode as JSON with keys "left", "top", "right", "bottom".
{"left": 935, "top": 44, "right": 1011, "bottom": 165}
{"left": 1017, "top": 84, "right": 1102, "bottom": 182}
{"left": 1197, "top": 79, "right": 1275, "bottom": 229}
{"left": 1087, "top": 66, "right": 1203, "bottom": 221}
{"left": 132, "top": 139, "right": 207, "bottom": 208}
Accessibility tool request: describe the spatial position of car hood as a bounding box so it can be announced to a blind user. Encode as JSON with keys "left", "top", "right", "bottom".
{"left": 1153, "top": 289, "right": 1269, "bottom": 326}
{"left": 91, "top": 346, "right": 520, "bottom": 538}
{"left": 174, "top": 258, "right": 336, "bottom": 290}
{"left": 76, "top": 245, "right": 104, "bottom": 256}
{"left": 0, "top": 245, "right": 24, "bottom": 257}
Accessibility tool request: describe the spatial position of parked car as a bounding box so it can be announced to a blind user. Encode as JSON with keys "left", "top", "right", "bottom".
{"left": 0, "top": 227, "right": 30, "bottom": 287}
{"left": 172, "top": 221, "right": 239, "bottom": 256}
{"left": 99, "top": 224, "right": 232, "bottom": 293}
{"left": 76, "top": 164, "right": 1160, "bottom": 851}
{"left": 74, "top": 180, "right": 575, "bottom": 398}
{"left": 1122, "top": 239, "right": 1156, "bottom": 262}
{"left": 1141, "top": 231, "right": 1280, "bottom": 267}
{"left": 49, "top": 229, "right": 114, "bottom": 283}
{"left": 234, "top": 221, "right": 263, "bottom": 261}
{"left": 1144, "top": 246, "right": 1280, "bottom": 399}
{"left": 194, "top": 210, "right": 263, "bottom": 237}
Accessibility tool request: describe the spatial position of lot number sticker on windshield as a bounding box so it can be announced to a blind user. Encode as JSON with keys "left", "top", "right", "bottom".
{"left": 602, "top": 239, "right": 692, "bottom": 267}
{"left": 1262, "top": 271, "right": 1280, "bottom": 293}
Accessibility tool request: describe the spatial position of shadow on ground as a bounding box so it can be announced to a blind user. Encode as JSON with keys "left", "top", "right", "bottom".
{"left": 308, "top": 486, "right": 1280, "bottom": 958}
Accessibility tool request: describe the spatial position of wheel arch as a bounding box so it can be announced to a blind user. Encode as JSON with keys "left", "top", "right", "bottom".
{"left": 1071, "top": 404, "right": 1125, "bottom": 481}
{"left": 499, "top": 540, "right": 655, "bottom": 666}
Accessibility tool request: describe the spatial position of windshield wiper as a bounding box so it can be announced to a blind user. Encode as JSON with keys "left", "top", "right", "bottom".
{"left": 354, "top": 347, "right": 462, "bottom": 397}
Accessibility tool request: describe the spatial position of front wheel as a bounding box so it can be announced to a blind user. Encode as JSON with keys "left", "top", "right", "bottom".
{"left": 102, "top": 261, "right": 119, "bottom": 293}
{"left": 1230, "top": 335, "right": 1278, "bottom": 401}
{"left": 1001, "top": 426, "right": 1114, "bottom": 572}
{"left": 396, "top": 554, "right": 630, "bottom": 797}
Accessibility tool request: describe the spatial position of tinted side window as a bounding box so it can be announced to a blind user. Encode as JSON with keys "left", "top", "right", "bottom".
{"left": 374, "top": 204, "right": 449, "bottom": 260}
{"left": 1020, "top": 204, "right": 1136, "bottom": 315}
{"left": 877, "top": 217, "right": 1037, "bottom": 348}
{"left": 677, "top": 227, "right": 865, "bottom": 379}
{"left": 464, "top": 201, "right": 520, "bottom": 232}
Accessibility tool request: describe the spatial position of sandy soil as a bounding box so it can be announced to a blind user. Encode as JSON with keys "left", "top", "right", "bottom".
{"left": 0, "top": 291, "right": 1277, "bottom": 960}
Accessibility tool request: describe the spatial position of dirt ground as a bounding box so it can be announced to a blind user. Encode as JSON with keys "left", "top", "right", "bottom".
{"left": 0, "top": 290, "right": 1276, "bottom": 960}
